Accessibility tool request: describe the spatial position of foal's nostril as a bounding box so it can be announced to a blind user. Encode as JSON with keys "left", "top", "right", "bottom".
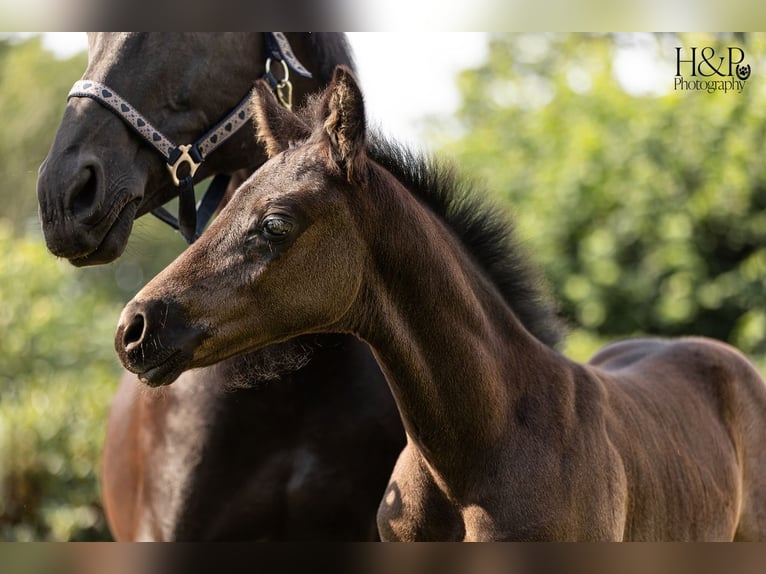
{"left": 69, "top": 166, "right": 99, "bottom": 216}
{"left": 123, "top": 312, "right": 146, "bottom": 349}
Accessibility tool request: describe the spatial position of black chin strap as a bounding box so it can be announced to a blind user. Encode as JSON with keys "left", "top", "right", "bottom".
{"left": 150, "top": 173, "right": 231, "bottom": 241}
{"left": 66, "top": 32, "right": 312, "bottom": 244}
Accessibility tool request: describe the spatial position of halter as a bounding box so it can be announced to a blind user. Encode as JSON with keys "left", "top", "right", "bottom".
{"left": 67, "top": 32, "right": 312, "bottom": 244}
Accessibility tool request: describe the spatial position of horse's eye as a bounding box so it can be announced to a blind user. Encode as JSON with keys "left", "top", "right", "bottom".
{"left": 261, "top": 215, "right": 294, "bottom": 241}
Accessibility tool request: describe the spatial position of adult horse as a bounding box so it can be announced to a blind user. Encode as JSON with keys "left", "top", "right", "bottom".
{"left": 37, "top": 33, "right": 409, "bottom": 541}
{"left": 116, "top": 67, "right": 766, "bottom": 540}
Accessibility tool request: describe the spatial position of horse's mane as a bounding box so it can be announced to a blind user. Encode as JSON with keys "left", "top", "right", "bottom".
{"left": 367, "top": 136, "right": 564, "bottom": 349}
{"left": 309, "top": 33, "right": 357, "bottom": 83}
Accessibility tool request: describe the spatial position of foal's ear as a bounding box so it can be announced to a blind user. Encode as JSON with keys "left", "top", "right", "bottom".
{"left": 252, "top": 80, "right": 309, "bottom": 157}
{"left": 320, "top": 66, "right": 367, "bottom": 183}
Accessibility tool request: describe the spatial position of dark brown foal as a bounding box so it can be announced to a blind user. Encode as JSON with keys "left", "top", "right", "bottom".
{"left": 115, "top": 67, "right": 766, "bottom": 540}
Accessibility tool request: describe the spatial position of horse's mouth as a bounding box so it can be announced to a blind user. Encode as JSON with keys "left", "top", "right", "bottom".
{"left": 137, "top": 351, "right": 190, "bottom": 388}
{"left": 68, "top": 199, "right": 140, "bottom": 267}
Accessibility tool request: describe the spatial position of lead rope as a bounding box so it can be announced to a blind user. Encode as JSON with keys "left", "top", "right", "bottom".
{"left": 66, "top": 32, "right": 312, "bottom": 243}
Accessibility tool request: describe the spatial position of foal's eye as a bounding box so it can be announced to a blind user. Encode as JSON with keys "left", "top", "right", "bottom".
{"left": 261, "top": 215, "right": 294, "bottom": 241}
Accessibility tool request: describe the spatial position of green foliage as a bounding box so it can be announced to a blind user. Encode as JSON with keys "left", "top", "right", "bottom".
{"left": 0, "top": 36, "right": 125, "bottom": 539}
{"left": 0, "top": 36, "right": 87, "bottom": 235}
{"left": 436, "top": 33, "right": 766, "bottom": 363}
{"left": 0, "top": 35, "right": 121, "bottom": 541}
{"left": 0, "top": 221, "right": 121, "bottom": 540}
{"left": 0, "top": 36, "right": 204, "bottom": 540}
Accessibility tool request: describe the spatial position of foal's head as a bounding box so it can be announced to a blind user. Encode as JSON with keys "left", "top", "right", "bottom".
{"left": 116, "top": 67, "right": 373, "bottom": 386}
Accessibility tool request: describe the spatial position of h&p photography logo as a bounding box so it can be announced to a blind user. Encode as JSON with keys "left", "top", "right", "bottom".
{"left": 675, "top": 46, "right": 751, "bottom": 94}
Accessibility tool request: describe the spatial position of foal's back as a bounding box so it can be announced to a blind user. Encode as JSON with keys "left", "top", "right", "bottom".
{"left": 589, "top": 336, "right": 766, "bottom": 540}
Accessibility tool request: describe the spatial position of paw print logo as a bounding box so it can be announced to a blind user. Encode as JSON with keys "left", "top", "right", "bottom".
{"left": 736, "top": 64, "right": 751, "bottom": 81}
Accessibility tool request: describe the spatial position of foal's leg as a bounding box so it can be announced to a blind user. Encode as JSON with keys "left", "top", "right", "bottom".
{"left": 377, "top": 445, "right": 463, "bottom": 541}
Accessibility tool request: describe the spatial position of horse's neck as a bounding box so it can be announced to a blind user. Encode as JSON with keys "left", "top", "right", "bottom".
{"left": 219, "top": 34, "right": 334, "bottom": 177}
{"left": 232, "top": 34, "right": 351, "bottom": 174}
{"left": 351, "top": 174, "right": 567, "bottom": 476}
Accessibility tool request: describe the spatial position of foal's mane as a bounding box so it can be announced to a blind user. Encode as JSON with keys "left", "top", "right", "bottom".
{"left": 366, "top": 136, "right": 564, "bottom": 349}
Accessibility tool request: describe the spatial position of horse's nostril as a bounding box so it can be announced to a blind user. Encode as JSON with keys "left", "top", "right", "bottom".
{"left": 70, "top": 166, "right": 99, "bottom": 216}
{"left": 123, "top": 312, "right": 146, "bottom": 349}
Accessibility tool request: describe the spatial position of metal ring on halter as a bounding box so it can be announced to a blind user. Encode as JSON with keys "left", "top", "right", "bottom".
{"left": 265, "top": 57, "right": 293, "bottom": 110}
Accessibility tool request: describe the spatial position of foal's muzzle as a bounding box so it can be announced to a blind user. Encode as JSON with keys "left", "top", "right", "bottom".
{"left": 116, "top": 299, "right": 206, "bottom": 387}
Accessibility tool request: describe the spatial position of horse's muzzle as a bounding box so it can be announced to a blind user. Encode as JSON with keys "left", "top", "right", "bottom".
{"left": 37, "top": 153, "right": 142, "bottom": 265}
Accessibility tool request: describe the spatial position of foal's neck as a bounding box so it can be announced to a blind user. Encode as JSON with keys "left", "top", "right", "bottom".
{"left": 349, "top": 168, "right": 566, "bottom": 477}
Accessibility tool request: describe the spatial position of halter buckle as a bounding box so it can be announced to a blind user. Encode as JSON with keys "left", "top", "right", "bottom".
{"left": 166, "top": 144, "right": 201, "bottom": 187}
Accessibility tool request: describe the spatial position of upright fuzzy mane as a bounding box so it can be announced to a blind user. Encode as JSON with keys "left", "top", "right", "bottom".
{"left": 366, "top": 136, "right": 564, "bottom": 349}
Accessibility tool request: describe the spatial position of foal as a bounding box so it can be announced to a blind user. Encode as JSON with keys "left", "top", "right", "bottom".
{"left": 115, "top": 67, "right": 766, "bottom": 541}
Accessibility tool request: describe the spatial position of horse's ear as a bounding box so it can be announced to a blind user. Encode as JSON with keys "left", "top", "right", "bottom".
{"left": 252, "top": 80, "right": 309, "bottom": 157}
{"left": 320, "top": 66, "right": 367, "bottom": 183}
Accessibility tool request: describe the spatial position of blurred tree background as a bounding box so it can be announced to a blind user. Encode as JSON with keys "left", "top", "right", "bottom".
{"left": 434, "top": 32, "right": 766, "bottom": 362}
{"left": 0, "top": 35, "right": 187, "bottom": 541}
{"left": 0, "top": 33, "right": 764, "bottom": 540}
